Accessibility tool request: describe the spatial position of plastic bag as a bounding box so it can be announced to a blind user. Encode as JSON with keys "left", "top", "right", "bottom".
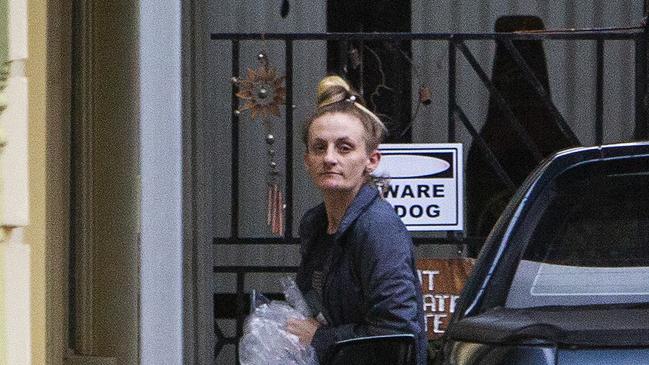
{"left": 239, "top": 277, "right": 319, "bottom": 365}
{"left": 280, "top": 277, "right": 312, "bottom": 317}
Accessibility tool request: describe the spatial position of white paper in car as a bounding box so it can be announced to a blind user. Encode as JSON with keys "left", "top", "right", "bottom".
{"left": 531, "top": 262, "right": 649, "bottom": 296}
{"left": 506, "top": 260, "right": 649, "bottom": 308}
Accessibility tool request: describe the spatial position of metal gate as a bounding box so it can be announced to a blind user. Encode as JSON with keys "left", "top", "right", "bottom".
{"left": 210, "top": 27, "right": 649, "bottom": 364}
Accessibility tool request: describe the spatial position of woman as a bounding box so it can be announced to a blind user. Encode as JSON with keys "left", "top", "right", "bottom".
{"left": 287, "top": 76, "right": 427, "bottom": 364}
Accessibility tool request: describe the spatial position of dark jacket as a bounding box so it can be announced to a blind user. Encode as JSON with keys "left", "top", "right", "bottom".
{"left": 297, "top": 184, "right": 427, "bottom": 365}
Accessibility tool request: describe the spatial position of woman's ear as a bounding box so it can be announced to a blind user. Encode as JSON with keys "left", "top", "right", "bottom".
{"left": 366, "top": 150, "right": 381, "bottom": 173}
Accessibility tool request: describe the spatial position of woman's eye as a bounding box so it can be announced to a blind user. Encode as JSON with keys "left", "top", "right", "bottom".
{"left": 311, "top": 144, "right": 326, "bottom": 153}
{"left": 338, "top": 144, "right": 352, "bottom": 153}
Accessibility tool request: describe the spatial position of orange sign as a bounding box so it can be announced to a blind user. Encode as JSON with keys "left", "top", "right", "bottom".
{"left": 416, "top": 258, "right": 475, "bottom": 339}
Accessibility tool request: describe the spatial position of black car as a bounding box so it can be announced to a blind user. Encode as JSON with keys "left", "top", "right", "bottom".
{"left": 437, "top": 142, "right": 649, "bottom": 365}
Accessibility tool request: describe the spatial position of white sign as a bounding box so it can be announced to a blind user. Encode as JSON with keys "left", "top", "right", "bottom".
{"left": 374, "top": 144, "right": 463, "bottom": 231}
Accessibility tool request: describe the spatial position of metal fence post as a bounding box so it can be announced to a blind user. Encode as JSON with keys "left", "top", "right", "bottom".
{"left": 635, "top": 31, "right": 648, "bottom": 140}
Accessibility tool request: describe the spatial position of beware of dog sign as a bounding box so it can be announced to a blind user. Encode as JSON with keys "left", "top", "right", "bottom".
{"left": 374, "top": 144, "right": 463, "bottom": 231}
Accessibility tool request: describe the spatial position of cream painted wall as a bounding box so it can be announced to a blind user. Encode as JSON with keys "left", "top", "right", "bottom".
{"left": 0, "top": 232, "right": 30, "bottom": 365}
{"left": 20, "top": 0, "right": 172, "bottom": 364}
{"left": 0, "top": 0, "right": 31, "bottom": 363}
{"left": 25, "top": 0, "right": 48, "bottom": 361}
{"left": 26, "top": 0, "right": 71, "bottom": 364}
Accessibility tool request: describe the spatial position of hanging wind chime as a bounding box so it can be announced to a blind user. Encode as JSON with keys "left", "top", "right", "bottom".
{"left": 232, "top": 51, "right": 287, "bottom": 236}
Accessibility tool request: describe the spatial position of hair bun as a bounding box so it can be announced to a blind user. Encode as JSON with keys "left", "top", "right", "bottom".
{"left": 317, "top": 75, "right": 350, "bottom": 96}
{"left": 304, "top": 74, "right": 387, "bottom": 151}
{"left": 316, "top": 75, "right": 353, "bottom": 109}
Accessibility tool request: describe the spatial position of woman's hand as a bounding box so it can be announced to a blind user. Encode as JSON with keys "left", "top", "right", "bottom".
{"left": 286, "top": 317, "right": 321, "bottom": 345}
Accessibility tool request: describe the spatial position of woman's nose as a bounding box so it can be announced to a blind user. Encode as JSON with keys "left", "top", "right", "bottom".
{"left": 323, "top": 146, "right": 337, "bottom": 165}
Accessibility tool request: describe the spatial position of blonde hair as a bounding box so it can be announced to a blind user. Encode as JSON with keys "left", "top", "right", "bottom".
{"left": 303, "top": 75, "right": 387, "bottom": 152}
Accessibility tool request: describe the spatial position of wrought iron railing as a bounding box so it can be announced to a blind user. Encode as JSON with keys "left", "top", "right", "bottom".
{"left": 210, "top": 29, "right": 649, "bottom": 364}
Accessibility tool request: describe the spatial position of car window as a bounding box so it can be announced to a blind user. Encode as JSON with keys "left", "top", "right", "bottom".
{"left": 506, "top": 159, "right": 649, "bottom": 308}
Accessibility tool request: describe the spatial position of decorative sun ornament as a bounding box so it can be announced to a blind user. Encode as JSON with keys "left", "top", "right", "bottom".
{"left": 233, "top": 53, "right": 286, "bottom": 120}
{"left": 232, "top": 51, "right": 287, "bottom": 236}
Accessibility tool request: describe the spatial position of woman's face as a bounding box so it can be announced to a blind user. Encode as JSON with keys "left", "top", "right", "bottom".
{"left": 304, "top": 112, "right": 380, "bottom": 195}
